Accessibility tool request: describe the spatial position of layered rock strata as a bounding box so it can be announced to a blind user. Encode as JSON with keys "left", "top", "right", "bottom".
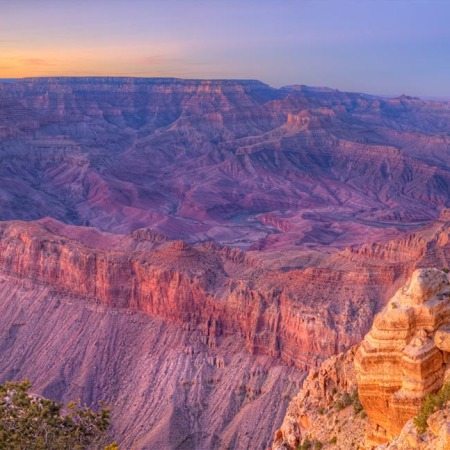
{"left": 0, "top": 218, "right": 449, "bottom": 373}
{"left": 355, "top": 268, "right": 450, "bottom": 446}
{"left": 0, "top": 218, "right": 383, "bottom": 370}
{"left": 0, "top": 274, "right": 303, "bottom": 449}
{"left": 0, "top": 78, "right": 449, "bottom": 249}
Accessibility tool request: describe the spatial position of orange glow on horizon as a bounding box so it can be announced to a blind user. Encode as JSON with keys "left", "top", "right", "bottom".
{"left": 0, "top": 43, "right": 188, "bottom": 78}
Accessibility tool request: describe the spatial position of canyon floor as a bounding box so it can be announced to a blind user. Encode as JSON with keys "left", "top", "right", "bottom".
{"left": 0, "top": 78, "right": 449, "bottom": 449}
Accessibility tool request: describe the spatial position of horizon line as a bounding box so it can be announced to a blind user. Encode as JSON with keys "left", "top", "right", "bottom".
{"left": 1, "top": 75, "right": 446, "bottom": 101}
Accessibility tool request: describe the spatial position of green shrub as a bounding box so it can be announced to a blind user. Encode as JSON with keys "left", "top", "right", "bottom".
{"left": 297, "top": 437, "right": 311, "bottom": 450}
{"left": 442, "top": 268, "right": 449, "bottom": 274}
{"left": 0, "top": 380, "right": 115, "bottom": 449}
{"left": 351, "top": 390, "right": 363, "bottom": 414}
{"left": 334, "top": 389, "right": 364, "bottom": 414}
{"left": 329, "top": 436, "right": 337, "bottom": 445}
{"left": 297, "top": 439, "right": 323, "bottom": 450}
{"left": 414, "top": 382, "right": 450, "bottom": 433}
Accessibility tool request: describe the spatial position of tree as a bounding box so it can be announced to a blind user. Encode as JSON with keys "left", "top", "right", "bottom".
{"left": 414, "top": 382, "right": 450, "bottom": 433}
{"left": 0, "top": 380, "right": 116, "bottom": 449}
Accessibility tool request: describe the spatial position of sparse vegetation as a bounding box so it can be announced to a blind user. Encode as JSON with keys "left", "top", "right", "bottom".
{"left": 297, "top": 438, "right": 323, "bottom": 450}
{"left": 297, "top": 437, "right": 312, "bottom": 450}
{"left": 0, "top": 380, "right": 115, "bottom": 449}
{"left": 352, "top": 391, "right": 363, "bottom": 414}
{"left": 442, "top": 268, "right": 449, "bottom": 274}
{"left": 104, "top": 444, "right": 120, "bottom": 450}
{"left": 334, "top": 393, "right": 351, "bottom": 411}
{"left": 329, "top": 435, "right": 337, "bottom": 445}
{"left": 333, "top": 389, "right": 363, "bottom": 414}
{"left": 414, "top": 382, "right": 450, "bottom": 433}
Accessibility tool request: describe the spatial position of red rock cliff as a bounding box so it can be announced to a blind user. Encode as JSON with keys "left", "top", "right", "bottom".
{"left": 1, "top": 218, "right": 449, "bottom": 371}
{"left": 355, "top": 268, "right": 450, "bottom": 446}
{"left": 0, "top": 218, "right": 413, "bottom": 370}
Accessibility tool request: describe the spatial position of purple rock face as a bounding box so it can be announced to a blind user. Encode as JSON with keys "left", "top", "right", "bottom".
{"left": 0, "top": 78, "right": 448, "bottom": 249}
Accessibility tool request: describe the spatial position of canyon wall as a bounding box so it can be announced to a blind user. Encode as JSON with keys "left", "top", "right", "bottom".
{"left": 1, "top": 218, "right": 448, "bottom": 372}
{"left": 0, "top": 219, "right": 374, "bottom": 370}
{"left": 0, "top": 78, "right": 449, "bottom": 249}
{"left": 0, "top": 274, "right": 303, "bottom": 449}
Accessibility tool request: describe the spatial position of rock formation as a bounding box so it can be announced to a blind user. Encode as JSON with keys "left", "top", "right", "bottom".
{"left": 0, "top": 218, "right": 380, "bottom": 369}
{"left": 378, "top": 405, "right": 450, "bottom": 450}
{"left": 0, "top": 78, "right": 449, "bottom": 448}
{"left": 0, "top": 78, "right": 449, "bottom": 250}
{"left": 273, "top": 269, "right": 450, "bottom": 450}
{"left": 355, "top": 268, "right": 450, "bottom": 446}
{"left": 0, "top": 218, "right": 448, "bottom": 372}
{"left": 272, "top": 346, "right": 367, "bottom": 450}
{"left": 0, "top": 273, "right": 303, "bottom": 449}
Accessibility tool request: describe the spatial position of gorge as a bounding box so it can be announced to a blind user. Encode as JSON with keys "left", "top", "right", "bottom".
{"left": 0, "top": 78, "right": 449, "bottom": 448}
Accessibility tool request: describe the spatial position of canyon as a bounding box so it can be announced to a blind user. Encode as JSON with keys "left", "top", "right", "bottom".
{"left": 0, "top": 78, "right": 449, "bottom": 448}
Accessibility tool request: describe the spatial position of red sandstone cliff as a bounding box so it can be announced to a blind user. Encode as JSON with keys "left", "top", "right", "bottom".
{"left": 0, "top": 217, "right": 449, "bottom": 372}
{"left": 355, "top": 268, "right": 450, "bottom": 447}
{"left": 273, "top": 269, "right": 450, "bottom": 450}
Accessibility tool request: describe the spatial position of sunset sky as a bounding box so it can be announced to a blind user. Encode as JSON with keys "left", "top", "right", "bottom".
{"left": 1, "top": 0, "right": 449, "bottom": 97}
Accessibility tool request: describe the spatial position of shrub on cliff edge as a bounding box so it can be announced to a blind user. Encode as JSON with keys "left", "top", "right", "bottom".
{"left": 414, "top": 382, "right": 450, "bottom": 433}
{"left": 0, "top": 380, "right": 116, "bottom": 449}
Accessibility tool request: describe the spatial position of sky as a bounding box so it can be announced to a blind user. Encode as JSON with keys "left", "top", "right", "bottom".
{"left": 0, "top": 0, "right": 449, "bottom": 97}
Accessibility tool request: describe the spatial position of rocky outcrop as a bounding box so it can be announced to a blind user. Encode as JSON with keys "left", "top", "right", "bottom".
{"left": 272, "top": 345, "right": 368, "bottom": 449}
{"left": 355, "top": 268, "right": 450, "bottom": 447}
{"left": 378, "top": 405, "right": 450, "bottom": 450}
{"left": 273, "top": 268, "right": 450, "bottom": 450}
